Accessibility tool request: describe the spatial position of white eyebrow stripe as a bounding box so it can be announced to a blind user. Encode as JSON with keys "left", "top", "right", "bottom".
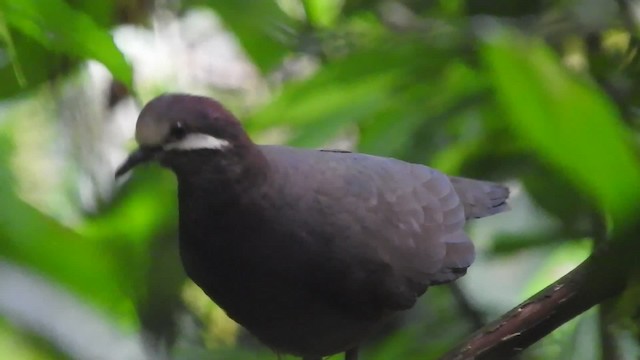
{"left": 163, "top": 133, "right": 231, "bottom": 151}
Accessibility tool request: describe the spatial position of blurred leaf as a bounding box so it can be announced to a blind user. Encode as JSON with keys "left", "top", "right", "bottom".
{"left": 357, "top": 92, "right": 425, "bottom": 157}
{"left": 558, "top": 309, "right": 599, "bottom": 360}
{"left": 0, "top": 319, "right": 63, "bottom": 360}
{"left": 173, "top": 344, "right": 286, "bottom": 360}
{"left": 0, "top": 131, "right": 134, "bottom": 326}
{"left": 491, "top": 231, "right": 568, "bottom": 255}
{"left": 0, "top": 32, "right": 71, "bottom": 99}
{"left": 198, "top": 0, "right": 293, "bottom": 73}
{"left": 432, "top": 101, "right": 523, "bottom": 178}
{"left": 0, "top": 0, "right": 132, "bottom": 88}
{"left": 67, "top": 0, "right": 115, "bottom": 27}
{"left": 0, "top": 14, "right": 26, "bottom": 87}
{"left": 246, "top": 44, "right": 408, "bottom": 147}
{"left": 84, "top": 168, "right": 177, "bottom": 246}
{"left": 368, "top": 326, "right": 422, "bottom": 360}
{"left": 136, "top": 235, "right": 184, "bottom": 346}
{"left": 342, "top": 0, "right": 376, "bottom": 16}
{"left": 248, "top": 39, "right": 464, "bottom": 151}
{"left": 82, "top": 167, "right": 178, "bottom": 305}
{"left": 466, "top": 0, "right": 544, "bottom": 17}
{"left": 438, "top": 136, "right": 526, "bottom": 179}
{"left": 521, "top": 167, "right": 594, "bottom": 237}
{"left": 484, "top": 32, "right": 640, "bottom": 224}
{"left": 303, "top": 0, "right": 343, "bottom": 27}
{"left": 397, "top": 63, "right": 489, "bottom": 164}
{"left": 614, "top": 268, "right": 640, "bottom": 321}
{"left": 522, "top": 239, "right": 591, "bottom": 298}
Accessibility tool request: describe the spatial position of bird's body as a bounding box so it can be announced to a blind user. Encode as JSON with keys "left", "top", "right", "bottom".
{"left": 116, "top": 94, "right": 509, "bottom": 359}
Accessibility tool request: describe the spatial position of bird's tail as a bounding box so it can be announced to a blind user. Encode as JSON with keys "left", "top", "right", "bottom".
{"left": 448, "top": 176, "right": 510, "bottom": 219}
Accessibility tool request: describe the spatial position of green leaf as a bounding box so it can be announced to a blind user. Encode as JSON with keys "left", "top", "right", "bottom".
{"left": 0, "top": 131, "right": 135, "bottom": 326}
{"left": 0, "top": 13, "right": 26, "bottom": 87}
{"left": 0, "top": 0, "right": 132, "bottom": 88}
{"left": 0, "top": 319, "right": 62, "bottom": 360}
{"left": 0, "top": 29, "right": 71, "bottom": 99}
{"left": 302, "top": 0, "right": 343, "bottom": 27}
{"left": 357, "top": 98, "right": 425, "bottom": 157}
{"left": 245, "top": 45, "right": 407, "bottom": 147}
{"left": 199, "top": 0, "right": 292, "bottom": 73}
{"left": 246, "top": 40, "right": 456, "bottom": 150}
{"left": 483, "top": 32, "right": 640, "bottom": 224}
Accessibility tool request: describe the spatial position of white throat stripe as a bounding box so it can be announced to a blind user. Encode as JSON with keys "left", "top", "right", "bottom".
{"left": 164, "top": 133, "right": 231, "bottom": 151}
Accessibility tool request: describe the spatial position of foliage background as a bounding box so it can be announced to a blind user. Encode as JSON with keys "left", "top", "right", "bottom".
{"left": 1, "top": 0, "right": 640, "bottom": 359}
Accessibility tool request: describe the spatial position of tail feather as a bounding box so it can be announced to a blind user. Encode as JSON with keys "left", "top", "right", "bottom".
{"left": 449, "top": 176, "right": 510, "bottom": 219}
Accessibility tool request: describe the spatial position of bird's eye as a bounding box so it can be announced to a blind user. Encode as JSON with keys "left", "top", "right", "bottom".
{"left": 169, "top": 122, "right": 187, "bottom": 140}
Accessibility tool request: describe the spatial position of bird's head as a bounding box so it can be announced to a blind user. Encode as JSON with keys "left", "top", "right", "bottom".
{"left": 116, "top": 94, "right": 251, "bottom": 178}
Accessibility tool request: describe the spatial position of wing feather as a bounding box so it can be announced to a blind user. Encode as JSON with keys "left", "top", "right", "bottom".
{"left": 261, "top": 146, "right": 497, "bottom": 311}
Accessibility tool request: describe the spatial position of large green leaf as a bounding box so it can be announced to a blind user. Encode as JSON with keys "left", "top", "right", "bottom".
{"left": 0, "top": 0, "right": 132, "bottom": 88}
{"left": 483, "top": 32, "right": 640, "bottom": 224}
{"left": 199, "top": 0, "right": 293, "bottom": 74}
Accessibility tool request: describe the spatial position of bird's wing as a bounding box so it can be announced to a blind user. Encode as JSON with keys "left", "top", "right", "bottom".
{"left": 324, "top": 151, "right": 474, "bottom": 284}
{"left": 262, "top": 146, "right": 482, "bottom": 310}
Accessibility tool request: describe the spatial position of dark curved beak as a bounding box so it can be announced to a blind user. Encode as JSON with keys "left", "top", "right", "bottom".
{"left": 115, "top": 146, "right": 162, "bottom": 178}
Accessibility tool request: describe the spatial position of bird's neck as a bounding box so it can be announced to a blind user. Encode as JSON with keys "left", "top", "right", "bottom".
{"left": 174, "top": 145, "right": 272, "bottom": 260}
{"left": 174, "top": 144, "right": 269, "bottom": 205}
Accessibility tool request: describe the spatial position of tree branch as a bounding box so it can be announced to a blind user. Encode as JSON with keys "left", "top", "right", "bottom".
{"left": 440, "top": 227, "right": 638, "bottom": 360}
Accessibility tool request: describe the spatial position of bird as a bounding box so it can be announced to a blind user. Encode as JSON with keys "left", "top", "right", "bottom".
{"left": 115, "top": 93, "right": 509, "bottom": 360}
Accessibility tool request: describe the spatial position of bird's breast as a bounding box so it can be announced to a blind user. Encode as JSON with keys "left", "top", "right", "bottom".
{"left": 175, "top": 193, "right": 387, "bottom": 357}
